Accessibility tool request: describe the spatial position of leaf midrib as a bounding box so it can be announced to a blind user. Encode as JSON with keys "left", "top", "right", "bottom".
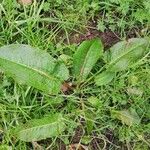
{"left": 109, "top": 42, "right": 145, "bottom": 67}
{"left": 19, "top": 119, "right": 62, "bottom": 135}
{"left": 0, "top": 57, "right": 58, "bottom": 81}
{"left": 80, "top": 43, "right": 95, "bottom": 78}
{"left": 115, "top": 111, "right": 139, "bottom": 123}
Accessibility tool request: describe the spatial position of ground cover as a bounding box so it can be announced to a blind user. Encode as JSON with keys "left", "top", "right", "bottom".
{"left": 0, "top": 0, "right": 150, "bottom": 149}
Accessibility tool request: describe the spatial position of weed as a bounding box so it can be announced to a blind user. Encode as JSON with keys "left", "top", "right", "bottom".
{"left": 0, "top": 0, "right": 150, "bottom": 149}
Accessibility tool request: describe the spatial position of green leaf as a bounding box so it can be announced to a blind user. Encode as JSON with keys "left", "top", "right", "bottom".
{"left": 16, "top": 113, "right": 65, "bottom": 142}
{"left": 52, "top": 61, "right": 69, "bottom": 81}
{"left": 81, "top": 136, "right": 92, "bottom": 145}
{"left": 0, "top": 44, "right": 69, "bottom": 94}
{"left": 0, "top": 145, "right": 12, "bottom": 150}
{"left": 85, "top": 110, "right": 95, "bottom": 134}
{"left": 46, "top": 97, "right": 64, "bottom": 106}
{"left": 87, "top": 96, "right": 102, "bottom": 107}
{"left": 127, "top": 87, "right": 143, "bottom": 96}
{"left": 95, "top": 71, "right": 115, "bottom": 86}
{"left": 108, "top": 38, "right": 149, "bottom": 71}
{"left": 111, "top": 109, "right": 140, "bottom": 126}
{"left": 73, "top": 38, "right": 103, "bottom": 81}
{"left": 58, "top": 54, "right": 72, "bottom": 66}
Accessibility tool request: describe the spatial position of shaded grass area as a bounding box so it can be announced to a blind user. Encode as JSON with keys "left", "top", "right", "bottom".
{"left": 0, "top": 0, "right": 150, "bottom": 149}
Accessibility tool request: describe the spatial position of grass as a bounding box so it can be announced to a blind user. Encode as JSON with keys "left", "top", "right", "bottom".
{"left": 0, "top": 0, "right": 150, "bottom": 149}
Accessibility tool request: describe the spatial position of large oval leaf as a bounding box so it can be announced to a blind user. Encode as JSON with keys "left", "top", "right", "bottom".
{"left": 16, "top": 113, "right": 65, "bottom": 142}
{"left": 73, "top": 38, "right": 103, "bottom": 81}
{"left": 108, "top": 38, "right": 149, "bottom": 71}
{"left": 0, "top": 44, "right": 69, "bottom": 94}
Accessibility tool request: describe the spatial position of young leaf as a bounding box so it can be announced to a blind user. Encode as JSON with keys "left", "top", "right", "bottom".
{"left": 95, "top": 71, "right": 115, "bottom": 86}
{"left": 111, "top": 109, "right": 140, "bottom": 126}
{"left": 0, "top": 44, "right": 68, "bottom": 94}
{"left": 108, "top": 38, "right": 149, "bottom": 71}
{"left": 52, "top": 61, "right": 69, "bottom": 81}
{"left": 73, "top": 38, "right": 103, "bottom": 81}
{"left": 16, "top": 113, "right": 65, "bottom": 142}
{"left": 87, "top": 96, "right": 102, "bottom": 107}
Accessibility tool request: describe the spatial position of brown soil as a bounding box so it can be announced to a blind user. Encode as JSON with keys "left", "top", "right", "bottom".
{"left": 67, "top": 126, "right": 117, "bottom": 150}
{"left": 105, "top": 129, "right": 114, "bottom": 149}
{"left": 68, "top": 21, "right": 140, "bottom": 49}
{"left": 71, "top": 126, "right": 84, "bottom": 144}
{"left": 90, "top": 137, "right": 106, "bottom": 150}
{"left": 69, "top": 29, "right": 120, "bottom": 49}
{"left": 56, "top": 139, "right": 66, "bottom": 150}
